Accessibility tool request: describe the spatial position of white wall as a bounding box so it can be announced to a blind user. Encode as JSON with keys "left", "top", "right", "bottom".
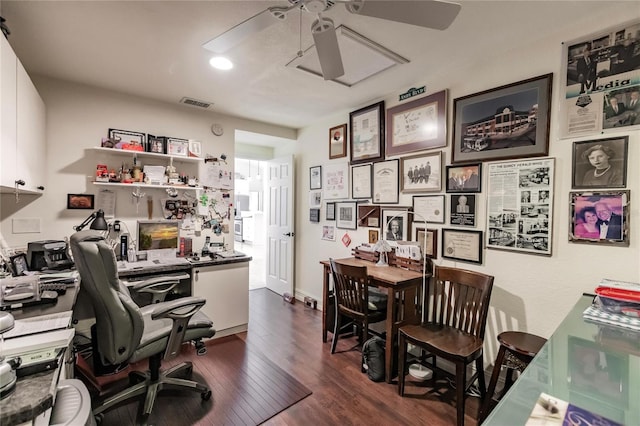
{"left": 285, "top": 6, "right": 639, "bottom": 362}
{"left": 0, "top": 76, "right": 296, "bottom": 253}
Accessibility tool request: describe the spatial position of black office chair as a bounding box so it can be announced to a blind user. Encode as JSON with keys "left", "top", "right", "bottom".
{"left": 70, "top": 231, "right": 215, "bottom": 424}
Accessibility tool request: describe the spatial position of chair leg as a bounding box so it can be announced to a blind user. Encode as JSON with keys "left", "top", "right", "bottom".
{"left": 479, "top": 345, "right": 507, "bottom": 424}
{"left": 455, "top": 362, "right": 466, "bottom": 426}
{"left": 398, "top": 333, "right": 407, "bottom": 396}
{"left": 476, "top": 355, "right": 486, "bottom": 397}
{"left": 330, "top": 307, "right": 340, "bottom": 354}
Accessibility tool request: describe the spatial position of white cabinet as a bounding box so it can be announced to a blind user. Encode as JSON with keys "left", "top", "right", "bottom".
{"left": 192, "top": 262, "right": 249, "bottom": 337}
{"left": 0, "top": 36, "right": 46, "bottom": 194}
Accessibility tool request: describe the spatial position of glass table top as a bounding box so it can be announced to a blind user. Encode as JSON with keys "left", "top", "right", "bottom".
{"left": 484, "top": 294, "right": 640, "bottom": 425}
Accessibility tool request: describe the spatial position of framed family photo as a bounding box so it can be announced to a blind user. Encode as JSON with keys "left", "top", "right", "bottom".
{"left": 349, "top": 101, "right": 385, "bottom": 165}
{"left": 452, "top": 73, "right": 552, "bottom": 164}
{"left": 381, "top": 207, "right": 411, "bottom": 243}
{"left": 336, "top": 201, "right": 357, "bottom": 230}
{"left": 329, "top": 124, "right": 347, "bottom": 159}
{"left": 441, "top": 228, "right": 483, "bottom": 264}
{"left": 386, "top": 90, "right": 447, "bottom": 156}
{"left": 569, "top": 190, "right": 629, "bottom": 246}
{"left": 401, "top": 151, "right": 442, "bottom": 193}
{"left": 446, "top": 164, "right": 481, "bottom": 193}
{"left": 572, "top": 136, "right": 628, "bottom": 189}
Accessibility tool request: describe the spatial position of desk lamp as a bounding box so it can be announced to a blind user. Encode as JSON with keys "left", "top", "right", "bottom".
{"left": 373, "top": 239, "right": 392, "bottom": 267}
{"left": 74, "top": 209, "right": 109, "bottom": 231}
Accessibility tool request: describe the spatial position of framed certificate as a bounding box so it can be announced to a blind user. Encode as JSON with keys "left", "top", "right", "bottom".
{"left": 372, "top": 159, "right": 399, "bottom": 204}
{"left": 441, "top": 228, "right": 483, "bottom": 264}
{"left": 412, "top": 195, "right": 445, "bottom": 224}
{"left": 351, "top": 164, "right": 372, "bottom": 199}
{"left": 349, "top": 101, "right": 385, "bottom": 165}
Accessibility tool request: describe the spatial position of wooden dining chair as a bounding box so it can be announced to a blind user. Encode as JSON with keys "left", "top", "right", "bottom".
{"left": 397, "top": 265, "right": 494, "bottom": 426}
{"left": 329, "top": 258, "right": 387, "bottom": 354}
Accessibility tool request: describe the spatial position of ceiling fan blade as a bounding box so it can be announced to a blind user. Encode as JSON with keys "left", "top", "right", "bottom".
{"left": 346, "top": 0, "right": 461, "bottom": 30}
{"left": 311, "top": 17, "right": 345, "bottom": 80}
{"left": 203, "top": 9, "right": 281, "bottom": 53}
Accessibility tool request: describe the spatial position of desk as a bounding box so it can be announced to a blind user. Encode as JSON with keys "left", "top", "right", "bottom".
{"left": 320, "top": 257, "right": 427, "bottom": 383}
{"left": 484, "top": 295, "right": 640, "bottom": 425}
{"left": 0, "top": 283, "right": 78, "bottom": 426}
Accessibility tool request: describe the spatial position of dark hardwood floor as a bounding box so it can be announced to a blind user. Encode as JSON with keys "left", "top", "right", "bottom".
{"left": 242, "top": 288, "right": 482, "bottom": 426}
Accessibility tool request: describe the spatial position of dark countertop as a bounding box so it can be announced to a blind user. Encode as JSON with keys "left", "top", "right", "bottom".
{"left": 0, "top": 368, "right": 58, "bottom": 426}
{"left": 117, "top": 254, "right": 251, "bottom": 278}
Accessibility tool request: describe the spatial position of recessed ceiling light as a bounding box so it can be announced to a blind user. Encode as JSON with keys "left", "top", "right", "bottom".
{"left": 209, "top": 56, "right": 233, "bottom": 70}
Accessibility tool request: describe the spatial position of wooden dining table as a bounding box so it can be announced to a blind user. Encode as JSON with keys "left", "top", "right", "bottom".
{"left": 320, "top": 257, "right": 429, "bottom": 383}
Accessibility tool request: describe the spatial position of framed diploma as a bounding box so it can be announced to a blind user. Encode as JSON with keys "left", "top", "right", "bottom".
{"left": 349, "top": 101, "right": 385, "bottom": 165}
{"left": 412, "top": 195, "right": 445, "bottom": 224}
{"left": 351, "top": 164, "right": 372, "bottom": 199}
{"left": 411, "top": 226, "right": 438, "bottom": 259}
{"left": 372, "top": 159, "right": 399, "bottom": 204}
{"left": 386, "top": 90, "right": 447, "bottom": 156}
{"left": 441, "top": 228, "right": 483, "bottom": 264}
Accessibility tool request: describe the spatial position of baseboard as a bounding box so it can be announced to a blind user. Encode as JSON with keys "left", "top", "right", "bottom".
{"left": 210, "top": 324, "right": 248, "bottom": 339}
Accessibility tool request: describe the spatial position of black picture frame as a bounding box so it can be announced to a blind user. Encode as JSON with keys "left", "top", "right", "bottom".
{"left": 452, "top": 73, "right": 552, "bottom": 164}
{"left": 441, "top": 228, "right": 483, "bottom": 264}
{"left": 10, "top": 253, "right": 29, "bottom": 276}
{"left": 572, "top": 136, "right": 628, "bottom": 189}
{"left": 349, "top": 101, "right": 385, "bottom": 165}
{"left": 310, "top": 165, "right": 322, "bottom": 190}
{"left": 326, "top": 202, "right": 336, "bottom": 221}
{"left": 67, "top": 193, "right": 95, "bottom": 210}
{"left": 445, "top": 164, "right": 482, "bottom": 193}
{"left": 108, "top": 128, "right": 146, "bottom": 150}
{"left": 449, "top": 194, "right": 476, "bottom": 227}
{"left": 310, "top": 208, "right": 320, "bottom": 223}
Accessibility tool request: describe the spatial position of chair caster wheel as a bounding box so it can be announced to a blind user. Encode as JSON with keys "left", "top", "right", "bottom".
{"left": 201, "top": 390, "right": 212, "bottom": 401}
{"left": 185, "top": 366, "right": 193, "bottom": 378}
{"left": 95, "top": 413, "right": 104, "bottom": 424}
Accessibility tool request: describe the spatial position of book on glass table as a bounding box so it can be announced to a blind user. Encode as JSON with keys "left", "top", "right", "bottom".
{"left": 582, "top": 305, "right": 640, "bottom": 332}
{"left": 526, "top": 392, "right": 622, "bottom": 426}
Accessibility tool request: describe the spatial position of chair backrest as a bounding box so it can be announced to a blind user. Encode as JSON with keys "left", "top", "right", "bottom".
{"left": 70, "top": 231, "right": 144, "bottom": 366}
{"left": 329, "top": 259, "right": 370, "bottom": 319}
{"left": 425, "top": 265, "right": 494, "bottom": 339}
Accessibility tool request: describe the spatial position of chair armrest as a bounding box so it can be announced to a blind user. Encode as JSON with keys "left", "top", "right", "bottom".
{"left": 149, "top": 296, "right": 206, "bottom": 321}
{"left": 123, "top": 273, "right": 190, "bottom": 303}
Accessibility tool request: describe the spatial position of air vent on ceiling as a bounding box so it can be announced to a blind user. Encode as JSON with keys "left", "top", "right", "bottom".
{"left": 179, "top": 97, "right": 214, "bottom": 109}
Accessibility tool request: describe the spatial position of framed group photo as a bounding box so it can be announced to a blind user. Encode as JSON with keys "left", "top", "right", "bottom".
{"left": 329, "top": 124, "right": 347, "bottom": 159}
{"left": 386, "top": 90, "right": 447, "bottom": 157}
{"left": 569, "top": 190, "right": 629, "bottom": 246}
{"left": 349, "top": 101, "right": 385, "bottom": 165}
{"left": 401, "top": 151, "right": 442, "bottom": 193}
{"left": 572, "top": 136, "right": 628, "bottom": 189}
{"left": 452, "top": 73, "right": 552, "bottom": 164}
{"left": 446, "top": 164, "right": 482, "bottom": 193}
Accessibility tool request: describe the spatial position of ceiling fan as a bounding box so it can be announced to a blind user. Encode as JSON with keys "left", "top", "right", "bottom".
{"left": 203, "top": 0, "right": 461, "bottom": 81}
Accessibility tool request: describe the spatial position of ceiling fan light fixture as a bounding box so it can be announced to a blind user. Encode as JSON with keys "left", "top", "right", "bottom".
{"left": 209, "top": 56, "right": 234, "bottom": 70}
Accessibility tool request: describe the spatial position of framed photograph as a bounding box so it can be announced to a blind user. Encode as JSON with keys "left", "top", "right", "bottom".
{"left": 10, "top": 253, "right": 29, "bottom": 276}
{"left": 446, "top": 164, "right": 481, "bottom": 193}
{"left": 310, "top": 208, "right": 320, "bottom": 223}
{"left": 336, "top": 201, "right": 357, "bottom": 230}
{"left": 147, "top": 134, "right": 166, "bottom": 154}
{"left": 401, "top": 151, "right": 442, "bottom": 193}
{"left": 326, "top": 202, "right": 336, "bottom": 221}
{"left": 372, "top": 159, "right": 399, "bottom": 204}
{"left": 351, "top": 164, "right": 372, "bottom": 199}
{"left": 167, "top": 138, "right": 189, "bottom": 156}
{"left": 572, "top": 136, "right": 628, "bottom": 189}
{"left": 108, "top": 128, "right": 146, "bottom": 151}
{"left": 349, "top": 101, "right": 385, "bottom": 165}
{"left": 67, "top": 193, "right": 95, "bottom": 210}
{"left": 411, "top": 226, "right": 438, "bottom": 259}
{"left": 188, "top": 140, "right": 202, "bottom": 158}
{"left": 309, "top": 190, "right": 322, "bottom": 207}
{"left": 329, "top": 124, "right": 347, "bottom": 159}
{"left": 486, "top": 158, "right": 555, "bottom": 256}
{"left": 560, "top": 20, "right": 640, "bottom": 138}
{"left": 452, "top": 73, "right": 552, "bottom": 164}
{"left": 382, "top": 207, "right": 411, "bottom": 243}
{"left": 441, "top": 228, "right": 483, "bottom": 265}
{"left": 358, "top": 205, "right": 381, "bottom": 228}
{"left": 322, "top": 225, "right": 336, "bottom": 241}
{"left": 310, "top": 165, "right": 322, "bottom": 190}
{"left": 323, "top": 162, "right": 349, "bottom": 200}
{"left": 569, "top": 190, "right": 629, "bottom": 246}
{"left": 368, "top": 229, "right": 379, "bottom": 244}
{"left": 386, "top": 90, "right": 447, "bottom": 156}
{"left": 413, "top": 195, "right": 445, "bottom": 224}
{"left": 450, "top": 194, "right": 476, "bottom": 227}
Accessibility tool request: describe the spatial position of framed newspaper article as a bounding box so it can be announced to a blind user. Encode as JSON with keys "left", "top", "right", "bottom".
{"left": 486, "top": 158, "right": 555, "bottom": 256}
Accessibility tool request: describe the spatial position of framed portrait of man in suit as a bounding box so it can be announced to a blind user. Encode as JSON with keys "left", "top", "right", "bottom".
{"left": 445, "top": 164, "right": 481, "bottom": 193}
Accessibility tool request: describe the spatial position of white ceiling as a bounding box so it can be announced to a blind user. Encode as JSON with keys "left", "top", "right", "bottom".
{"left": 1, "top": 1, "right": 631, "bottom": 131}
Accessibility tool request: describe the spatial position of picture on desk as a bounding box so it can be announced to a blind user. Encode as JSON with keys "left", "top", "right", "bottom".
{"left": 568, "top": 336, "right": 629, "bottom": 408}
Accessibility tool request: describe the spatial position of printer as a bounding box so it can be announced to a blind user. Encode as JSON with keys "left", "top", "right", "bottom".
{"left": 27, "top": 240, "right": 74, "bottom": 271}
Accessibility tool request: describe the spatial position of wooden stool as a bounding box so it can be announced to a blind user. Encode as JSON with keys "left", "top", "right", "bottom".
{"left": 479, "top": 331, "right": 547, "bottom": 423}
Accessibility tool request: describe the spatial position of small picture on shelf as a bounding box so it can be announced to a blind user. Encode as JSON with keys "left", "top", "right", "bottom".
{"left": 147, "top": 135, "right": 166, "bottom": 154}
{"left": 108, "top": 128, "right": 146, "bottom": 151}
{"left": 167, "top": 138, "right": 189, "bottom": 157}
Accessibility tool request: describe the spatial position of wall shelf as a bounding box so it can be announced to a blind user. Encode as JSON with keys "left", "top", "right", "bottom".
{"left": 91, "top": 147, "right": 202, "bottom": 163}
{"left": 93, "top": 182, "right": 203, "bottom": 191}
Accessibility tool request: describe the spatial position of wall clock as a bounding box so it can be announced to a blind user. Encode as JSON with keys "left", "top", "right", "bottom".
{"left": 211, "top": 123, "right": 224, "bottom": 136}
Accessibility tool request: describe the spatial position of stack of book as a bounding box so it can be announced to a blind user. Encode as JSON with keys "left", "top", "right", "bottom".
{"left": 583, "top": 279, "right": 640, "bottom": 332}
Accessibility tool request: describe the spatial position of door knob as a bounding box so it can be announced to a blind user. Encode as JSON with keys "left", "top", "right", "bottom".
{"left": 283, "top": 232, "right": 295, "bottom": 237}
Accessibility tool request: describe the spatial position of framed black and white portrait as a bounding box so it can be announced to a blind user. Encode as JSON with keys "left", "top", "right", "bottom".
{"left": 572, "top": 136, "right": 628, "bottom": 189}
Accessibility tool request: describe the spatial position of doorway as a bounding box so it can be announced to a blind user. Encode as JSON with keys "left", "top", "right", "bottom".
{"left": 234, "top": 158, "right": 266, "bottom": 290}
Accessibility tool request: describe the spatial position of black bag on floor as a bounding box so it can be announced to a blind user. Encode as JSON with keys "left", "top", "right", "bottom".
{"left": 362, "top": 336, "right": 385, "bottom": 382}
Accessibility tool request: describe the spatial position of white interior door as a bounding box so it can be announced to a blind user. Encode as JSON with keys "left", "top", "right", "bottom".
{"left": 265, "top": 155, "right": 295, "bottom": 296}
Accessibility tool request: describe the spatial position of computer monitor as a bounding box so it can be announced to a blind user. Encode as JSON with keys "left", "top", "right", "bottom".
{"left": 136, "top": 220, "right": 180, "bottom": 261}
